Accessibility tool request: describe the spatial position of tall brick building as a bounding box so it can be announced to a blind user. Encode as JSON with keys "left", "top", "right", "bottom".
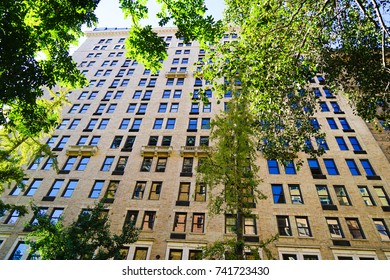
{"left": 1, "top": 27, "right": 390, "bottom": 260}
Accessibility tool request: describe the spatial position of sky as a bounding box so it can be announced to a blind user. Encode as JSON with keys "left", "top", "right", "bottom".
{"left": 83, "top": 0, "right": 225, "bottom": 30}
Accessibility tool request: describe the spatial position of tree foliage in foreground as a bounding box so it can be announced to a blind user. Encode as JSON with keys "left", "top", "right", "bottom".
{"left": 26, "top": 201, "right": 139, "bottom": 260}
{"left": 197, "top": 97, "right": 277, "bottom": 259}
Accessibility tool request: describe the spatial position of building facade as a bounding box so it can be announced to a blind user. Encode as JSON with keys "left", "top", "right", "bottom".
{"left": 1, "top": 27, "right": 390, "bottom": 260}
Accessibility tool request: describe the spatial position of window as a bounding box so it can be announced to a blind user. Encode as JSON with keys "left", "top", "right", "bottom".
{"left": 132, "top": 247, "right": 148, "bottom": 260}
{"left": 101, "top": 156, "right": 114, "bottom": 171}
{"left": 127, "top": 103, "right": 136, "bottom": 113}
{"left": 335, "top": 137, "right": 348, "bottom": 150}
{"left": 173, "top": 213, "right": 187, "bottom": 232}
{"left": 173, "top": 90, "right": 182, "bottom": 98}
{"left": 192, "top": 213, "right": 205, "bottom": 233}
{"left": 142, "top": 211, "right": 156, "bottom": 230}
{"left": 244, "top": 216, "right": 257, "bottom": 235}
{"left": 111, "top": 136, "right": 123, "bottom": 149}
{"left": 203, "top": 103, "right": 211, "bottom": 112}
{"left": 155, "top": 157, "right": 167, "bottom": 172}
{"left": 98, "top": 119, "right": 109, "bottom": 129}
{"left": 310, "top": 118, "right": 320, "bottom": 129}
{"left": 358, "top": 186, "right": 375, "bottom": 206}
{"left": 319, "top": 102, "right": 329, "bottom": 112}
{"left": 149, "top": 182, "right": 162, "bottom": 200}
{"left": 272, "top": 184, "right": 286, "bottom": 203}
{"left": 334, "top": 185, "right": 351, "bottom": 205}
{"left": 166, "top": 118, "right": 176, "bottom": 129}
{"left": 125, "top": 210, "right": 138, "bottom": 227}
{"left": 10, "top": 179, "right": 28, "bottom": 196}
{"left": 89, "top": 136, "right": 100, "bottom": 146}
{"left": 374, "top": 186, "right": 390, "bottom": 206}
{"left": 201, "top": 118, "right": 210, "bottom": 129}
{"left": 133, "top": 182, "right": 146, "bottom": 199}
{"left": 316, "top": 185, "right": 332, "bottom": 205}
{"left": 348, "top": 136, "right": 363, "bottom": 151}
{"left": 138, "top": 78, "right": 147, "bottom": 86}
{"left": 346, "top": 159, "right": 361, "bottom": 175}
{"left": 110, "top": 79, "right": 120, "bottom": 87}
{"left": 143, "top": 90, "right": 152, "bottom": 100}
{"left": 308, "top": 159, "right": 323, "bottom": 176}
{"left": 4, "top": 210, "right": 20, "bottom": 225}
{"left": 327, "top": 118, "right": 338, "bottom": 129}
{"left": 47, "top": 136, "right": 58, "bottom": 147}
{"left": 57, "top": 119, "right": 69, "bottom": 130}
{"left": 130, "top": 119, "right": 142, "bottom": 131}
{"left": 47, "top": 179, "right": 64, "bottom": 197}
{"left": 76, "top": 136, "right": 88, "bottom": 146}
{"left": 25, "top": 179, "right": 43, "bottom": 196}
{"left": 28, "top": 156, "right": 43, "bottom": 170}
{"left": 42, "top": 157, "right": 55, "bottom": 170}
{"left": 194, "top": 78, "right": 202, "bottom": 87}
{"left": 188, "top": 118, "right": 198, "bottom": 131}
{"left": 106, "top": 104, "right": 117, "bottom": 113}
{"left": 326, "top": 218, "right": 344, "bottom": 238}
{"left": 55, "top": 136, "right": 70, "bottom": 150}
{"left": 62, "top": 156, "right": 77, "bottom": 171}
{"left": 105, "top": 181, "right": 119, "bottom": 201}
{"left": 330, "top": 101, "right": 342, "bottom": 113}
{"left": 172, "top": 58, "right": 179, "bottom": 64}
{"left": 68, "top": 104, "right": 80, "bottom": 113}
{"left": 178, "top": 182, "right": 190, "bottom": 201}
{"left": 119, "top": 119, "right": 130, "bottom": 129}
{"left": 162, "top": 90, "right": 171, "bottom": 98}
{"left": 9, "top": 242, "right": 29, "bottom": 260}
{"left": 289, "top": 184, "right": 303, "bottom": 204}
{"left": 96, "top": 80, "right": 105, "bottom": 87}
{"left": 148, "top": 78, "right": 156, "bottom": 86}
{"left": 324, "top": 159, "right": 339, "bottom": 175}
{"left": 190, "top": 103, "right": 199, "bottom": 113}
{"left": 181, "top": 157, "right": 193, "bottom": 174}
{"left": 114, "top": 91, "right": 123, "bottom": 99}
{"left": 110, "top": 60, "right": 118, "bottom": 66}
{"left": 50, "top": 208, "right": 63, "bottom": 225}
{"left": 346, "top": 218, "right": 365, "bottom": 239}
{"left": 153, "top": 118, "right": 163, "bottom": 129}
{"left": 195, "top": 183, "right": 206, "bottom": 202}
{"left": 176, "top": 78, "right": 184, "bottom": 85}
{"left": 280, "top": 160, "right": 296, "bottom": 175}
{"left": 225, "top": 214, "right": 237, "bottom": 234}
{"left": 267, "top": 159, "right": 280, "bottom": 174}
{"left": 62, "top": 180, "right": 78, "bottom": 198}
{"left": 88, "top": 91, "right": 98, "bottom": 99}
{"left": 78, "top": 91, "right": 88, "bottom": 99}
{"left": 373, "top": 219, "right": 390, "bottom": 241}
{"left": 123, "top": 136, "right": 136, "bottom": 150}
{"left": 114, "top": 156, "right": 128, "bottom": 172}
{"left": 200, "top": 136, "right": 209, "bottom": 146}
{"left": 148, "top": 136, "right": 158, "bottom": 146}
{"left": 339, "top": 118, "right": 352, "bottom": 130}
{"left": 182, "top": 58, "right": 189, "bottom": 64}
{"left": 79, "top": 104, "right": 90, "bottom": 113}
{"left": 277, "top": 216, "right": 292, "bottom": 236}
{"left": 166, "top": 78, "right": 174, "bottom": 85}
{"left": 168, "top": 249, "right": 183, "bottom": 260}
{"left": 133, "top": 90, "right": 141, "bottom": 99}
{"left": 158, "top": 103, "right": 167, "bottom": 113}
{"left": 296, "top": 217, "right": 311, "bottom": 237}
{"left": 162, "top": 136, "right": 172, "bottom": 146}
{"left": 95, "top": 104, "right": 106, "bottom": 114}
{"left": 140, "top": 157, "right": 153, "bottom": 172}
{"left": 316, "top": 137, "right": 329, "bottom": 150}
{"left": 86, "top": 119, "right": 97, "bottom": 130}
{"left": 359, "top": 159, "right": 377, "bottom": 176}
{"left": 89, "top": 181, "right": 104, "bottom": 198}
{"left": 104, "top": 69, "right": 112, "bottom": 76}
{"left": 127, "top": 69, "right": 135, "bottom": 75}
{"left": 170, "top": 103, "right": 179, "bottom": 112}
{"left": 137, "top": 103, "right": 148, "bottom": 114}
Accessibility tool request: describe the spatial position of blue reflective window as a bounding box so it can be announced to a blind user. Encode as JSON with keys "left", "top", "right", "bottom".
{"left": 360, "top": 159, "right": 376, "bottom": 176}
{"left": 345, "top": 159, "right": 361, "bottom": 176}
{"left": 335, "top": 137, "right": 348, "bottom": 150}
{"left": 272, "top": 184, "right": 285, "bottom": 203}
{"left": 267, "top": 159, "right": 280, "bottom": 174}
{"left": 348, "top": 137, "right": 362, "bottom": 151}
{"left": 284, "top": 161, "right": 296, "bottom": 174}
{"left": 324, "top": 159, "right": 339, "bottom": 175}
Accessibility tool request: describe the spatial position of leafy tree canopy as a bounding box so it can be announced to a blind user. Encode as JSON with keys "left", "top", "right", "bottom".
{"left": 26, "top": 201, "right": 139, "bottom": 260}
